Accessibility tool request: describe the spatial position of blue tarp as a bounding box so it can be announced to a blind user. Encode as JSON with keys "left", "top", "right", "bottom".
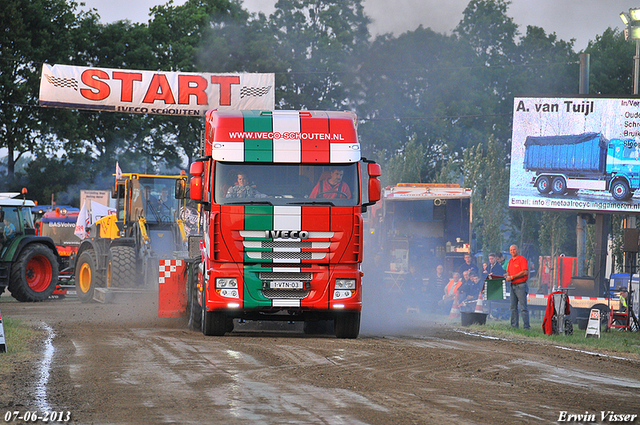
{"left": 523, "top": 132, "right": 608, "bottom": 173}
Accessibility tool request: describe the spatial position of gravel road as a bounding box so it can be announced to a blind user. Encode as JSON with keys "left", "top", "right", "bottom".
{"left": 1, "top": 297, "right": 639, "bottom": 424}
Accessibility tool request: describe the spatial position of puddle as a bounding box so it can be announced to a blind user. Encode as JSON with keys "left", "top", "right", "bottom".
{"left": 35, "top": 323, "right": 54, "bottom": 412}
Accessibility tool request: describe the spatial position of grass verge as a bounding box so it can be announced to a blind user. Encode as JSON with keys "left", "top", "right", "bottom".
{"left": 458, "top": 317, "right": 640, "bottom": 357}
{"left": 0, "top": 317, "right": 43, "bottom": 373}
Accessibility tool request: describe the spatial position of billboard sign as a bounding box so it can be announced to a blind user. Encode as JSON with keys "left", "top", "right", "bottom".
{"left": 39, "top": 63, "right": 275, "bottom": 116}
{"left": 510, "top": 96, "right": 640, "bottom": 213}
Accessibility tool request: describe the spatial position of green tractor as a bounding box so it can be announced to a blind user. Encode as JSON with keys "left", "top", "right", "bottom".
{"left": 0, "top": 192, "right": 61, "bottom": 302}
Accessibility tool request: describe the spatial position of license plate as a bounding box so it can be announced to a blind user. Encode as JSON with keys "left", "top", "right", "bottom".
{"left": 269, "top": 280, "right": 303, "bottom": 290}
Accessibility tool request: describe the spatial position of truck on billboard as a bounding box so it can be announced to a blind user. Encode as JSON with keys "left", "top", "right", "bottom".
{"left": 510, "top": 97, "right": 640, "bottom": 213}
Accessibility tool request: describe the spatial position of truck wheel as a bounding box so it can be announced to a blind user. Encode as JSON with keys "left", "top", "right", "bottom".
{"left": 334, "top": 312, "right": 360, "bottom": 339}
{"left": 187, "top": 262, "right": 202, "bottom": 331}
{"left": 75, "top": 250, "right": 100, "bottom": 303}
{"left": 536, "top": 176, "right": 552, "bottom": 194}
{"left": 202, "top": 311, "right": 227, "bottom": 336}
{"left": 611, "top": 180, "right": 631, "bottom": 201}
{"left": 551, "top": 177, "right": 567, "bottom": 195}
{"left": 108, "top": 246, "right": 137, "bottom": 287}
{"left": 201, "top": 289, "right": 226, "bottom": 336}
{"left": 9, "top": 244, "right": 59, "bottom": 302}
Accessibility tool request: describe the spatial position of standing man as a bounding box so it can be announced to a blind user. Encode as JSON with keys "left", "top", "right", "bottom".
{"left": 505, "top": 245, "right": 530, "bottom": 329}
{"left": 487, "top": 253, "right": 505, "bottom": 278}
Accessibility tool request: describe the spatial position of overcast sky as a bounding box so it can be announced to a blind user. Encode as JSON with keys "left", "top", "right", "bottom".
{"left": 80, "top": 0, "right": 640, "bottom": 51}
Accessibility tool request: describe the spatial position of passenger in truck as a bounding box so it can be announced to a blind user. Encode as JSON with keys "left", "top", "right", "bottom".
{"left": 225, "top": 172, "right": 267, "bottom": 198}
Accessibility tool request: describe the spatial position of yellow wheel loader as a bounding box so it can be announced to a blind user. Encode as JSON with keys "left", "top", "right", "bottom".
{"left": 74, "top": 173, "right": 188, "bottom": 303}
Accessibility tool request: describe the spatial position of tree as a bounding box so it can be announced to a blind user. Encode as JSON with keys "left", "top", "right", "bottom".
{"left": 462, "top": 136, "right": 509, "bottom": 255}
{"left": 585, "top": 27, "right": 635, "bottom": 95}
{"left": 0, "top": 0, "right": 98, "bottom": 178}
{"left": 270, "top": 0, "right": 370, "bottom": 110}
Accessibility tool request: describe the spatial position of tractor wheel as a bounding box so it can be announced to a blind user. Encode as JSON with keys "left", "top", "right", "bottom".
{"left": 75, "top": 250, "right": 100, "bottom": 303}
{"left": 8, "top": 244, "right": 59, "bottom": 302}
{"left": 334, "top": 312, "right": 361, "bottom": 339}
{"left": 108, "top": 246, "right": 137, "bottom": 287}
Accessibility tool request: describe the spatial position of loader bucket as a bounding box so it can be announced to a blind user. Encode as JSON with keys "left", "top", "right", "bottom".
{"left": 158, "top": 259, "right": 188, "bottom": 318}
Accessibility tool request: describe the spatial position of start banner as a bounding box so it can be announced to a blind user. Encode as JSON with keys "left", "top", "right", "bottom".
{"left": 39, "top": 63, "right": 274, "bottom": 116}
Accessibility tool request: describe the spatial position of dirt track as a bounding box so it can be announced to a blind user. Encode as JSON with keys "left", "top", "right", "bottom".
{"left": 1, "top": 297, "right": 639, "bottom": 424}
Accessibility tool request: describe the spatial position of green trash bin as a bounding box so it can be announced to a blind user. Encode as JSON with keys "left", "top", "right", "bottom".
{"left": 485, "top": 277, "right": 506, "bottom": 300}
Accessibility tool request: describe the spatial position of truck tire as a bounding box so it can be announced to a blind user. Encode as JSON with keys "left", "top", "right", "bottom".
{"left": 187, "top": 262, "right": 202, "bottom": 332}
{"left": 9, "top": 244, "right": 59, "bottom": 302}
{"left": 536, "top": 176, "right": 552, "bottom": 194}
{"left": 108, "top": 246, "right": 137, "bottom": 287}
{"left": 334, "top": 312, "right": 360, "bottom": 339}
{"left": 75, "top": 250, "right": 100, "bottom": 303}
{"left": 551, "top": 177, "right": 567, "bottom": 195}
{"left": 611, "top": 180, "right": 631, "bottom": 201}
{"left": 201, "top": 289, "right": 226, "bottom": 336}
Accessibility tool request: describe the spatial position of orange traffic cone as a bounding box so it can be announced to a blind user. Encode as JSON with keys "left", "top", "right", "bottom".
{"left": 449, "top": 294, "right": 460, "bottom": 318}
{"left": 475, "top": 292, "right": 484, "bottom": 313}
{"left": 0, "top": 308, "right": 6, "bottom": 353}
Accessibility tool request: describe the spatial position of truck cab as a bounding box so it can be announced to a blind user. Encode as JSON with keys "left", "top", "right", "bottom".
{"left": 188, "top": 110, "right": 381, "bottom": 338}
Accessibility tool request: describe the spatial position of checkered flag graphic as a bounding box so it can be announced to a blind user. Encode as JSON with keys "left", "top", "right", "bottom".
{"left": 240, "top": 86, "right": 271, "bottom": 98}
{"left": 45, "top": 74, "right": 79, "bottom": 91}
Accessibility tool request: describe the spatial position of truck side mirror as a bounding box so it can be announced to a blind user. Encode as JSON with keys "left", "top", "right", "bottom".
{"left": 368, "top": 178, "right": 381, "bottom": 203}
{"left": 175, "top": 178, "right": 187, "bottom": 199}
{"left": 189, "top": 160, "right": 205, "bottom": 202}
{"left": 190, "top": 176, "right": 203, "bottom": 202}
{"left": 190, "top": 161, "right": 204, "bottom": 176}
{"left": 362, "top": 161, "right": 381, "bottom": 207}
{"left": 0, "top": 209, "right": 4, "bottom": 222}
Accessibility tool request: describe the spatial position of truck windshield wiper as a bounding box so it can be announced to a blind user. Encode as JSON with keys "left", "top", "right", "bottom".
{"left": 226, "top": 200, "right": 273, "bottom": 206}
{"left": 287, "top": 201, "right": 335, "bottom": 206}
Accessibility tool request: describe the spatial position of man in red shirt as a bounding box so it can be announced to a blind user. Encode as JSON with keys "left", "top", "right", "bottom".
{"left": 310, "top": 168, "right": 351, "bottom": 199}
{"left": 506, "top": 244, "right": 530, "bottom": 329}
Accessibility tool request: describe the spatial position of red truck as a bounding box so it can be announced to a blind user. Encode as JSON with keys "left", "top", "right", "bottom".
{"left": 176, "top": 110, "right": 381, "bottom": 338}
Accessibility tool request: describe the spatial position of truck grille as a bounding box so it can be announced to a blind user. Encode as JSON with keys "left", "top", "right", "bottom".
{"left": 262, "top": 289, "right": 310, "bottom": 299}
{"left": 259, "top": 272, "right": 313, "bottom": 280}
{"left": 261, "top": 241, "right": 313, "bottom": 249}
{"left": 246, "top": 252, "right": 326, "bottom": 260}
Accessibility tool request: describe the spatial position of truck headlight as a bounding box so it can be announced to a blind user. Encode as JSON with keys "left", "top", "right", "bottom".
{"left": 216, "top": 277, "right": 239, "bottom": 298}
{"left": 334, "top": 279, "right": 356, "bottom": 299}
{"left": 335, "top": 279, "right": 356, "bottom": 289}
{"left": 216, "top": 278, "right": 238, "bottom": 289}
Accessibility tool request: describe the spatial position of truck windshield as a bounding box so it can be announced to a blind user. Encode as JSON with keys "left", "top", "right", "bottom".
{"left": 135, "top": 177, "right": 181, "bottom": 223}
{"left": 215, "top": 163, "right": 359, "bottom": 207}
{"left": 41, "top": 218, "right": 80, "bottom": 247}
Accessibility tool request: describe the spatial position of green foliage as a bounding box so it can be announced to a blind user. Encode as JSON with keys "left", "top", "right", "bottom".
{"left": 585, "top": 28, "right": 635, "bottom": 95}
{"left": 462, "top": 136, "right": 509, "bottom": 254}
{"left": 384, "top": 136, "right": 425, "bottom": 186}
{"left": 0, "top": 0, "right": 636, "bottom": 266}
{"left": 0, "top": 0, "right": 98, "bottom": 177}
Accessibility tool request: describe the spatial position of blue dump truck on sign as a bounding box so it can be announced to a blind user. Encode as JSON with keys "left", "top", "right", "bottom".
{"left": 525, "top": 132, "right": 640, "bottom": 201}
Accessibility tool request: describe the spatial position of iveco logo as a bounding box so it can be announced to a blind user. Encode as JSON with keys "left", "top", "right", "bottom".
{"left": 265, "top": 230, "right": 310, "bottom": 239}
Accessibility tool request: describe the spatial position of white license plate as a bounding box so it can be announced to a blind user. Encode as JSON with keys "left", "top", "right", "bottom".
{"left": 269, "top": 280, "right": 304, "bottom": 289}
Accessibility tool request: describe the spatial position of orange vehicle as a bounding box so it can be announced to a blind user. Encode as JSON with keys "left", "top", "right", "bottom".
{"left": 39, "top": 208, "right": 80, "bottom": 296}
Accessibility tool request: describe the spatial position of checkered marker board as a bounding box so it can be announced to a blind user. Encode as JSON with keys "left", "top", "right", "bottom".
{"left": 0, "top": 308, "right": 6, "bottom": 353}
{"left": 158, "top": 259, "right": 188, "bottom": 318}
{"left": 45, "top": 74, "right": 78, "bottom": 91}
{"left": 240, "top": 86, "right": 271, "bottom": 98}
{"left": 158, "top": 259, "right": 183, "bottom": 283}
